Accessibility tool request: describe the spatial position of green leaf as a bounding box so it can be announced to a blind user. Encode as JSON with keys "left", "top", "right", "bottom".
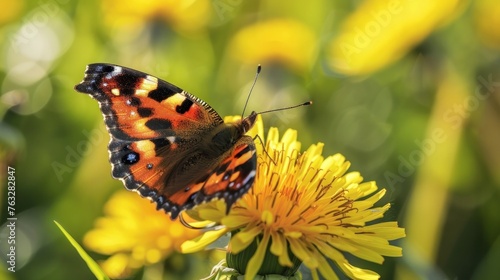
{"left": 54, "top": 220, "right": 110, "bottom": 280}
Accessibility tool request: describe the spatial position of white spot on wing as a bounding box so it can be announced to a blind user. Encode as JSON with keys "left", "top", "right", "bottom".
{"left": 145, "top": 75, "right": 158, "bottom": 83}
{"left": 243, "top": 170, "right": 256, "bottom": 185}
{"left": 106, "top": 66, "right": 123, "bottom": 79}
{"left": 112, "top": 66, "right": 122, "bottom": 74}
{"left": 166, "top": 136, "right": 176, "bottom": 143}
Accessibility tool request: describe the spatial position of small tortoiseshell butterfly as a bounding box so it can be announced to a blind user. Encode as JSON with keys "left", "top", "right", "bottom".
{"left": 75, "top": 64, "right": 258, "bottom": 220}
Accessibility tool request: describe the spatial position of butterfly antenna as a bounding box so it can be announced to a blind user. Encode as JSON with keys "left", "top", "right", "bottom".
{"left": 257, "top": 101, "right": 313, "bottom": 115}
{"left": 253, "top": 101, "right": 312, "bottom": 167}
{"left": 241, "top": 64, "right": 262, "bottom": 119}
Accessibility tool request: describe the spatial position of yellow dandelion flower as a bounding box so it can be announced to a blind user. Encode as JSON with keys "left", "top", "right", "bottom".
{"left": 101, "top": 0, "right": 211, "bottom": 33}
{"left": 182, "top": 116, "right": 406, "bottom": 280}
{"left": 228, "top": 19, "right": 317, "bottom": 73}
{"left": 327, "top": 0, "right": 463, "bottom": 75}
{"left": 84, "top": 190, "right": 202, "bottom": 278}
{"left": 474, "top": 0, "right": 500, "bottom": 49}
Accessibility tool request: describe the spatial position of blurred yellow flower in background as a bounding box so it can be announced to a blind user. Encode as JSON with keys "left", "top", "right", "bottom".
{"left": 84, "top": 190, "right": 202, "bottom": 278}
{"left": 101, "top": 0, "right": 211, "bottom": 33}
{"left": 182, "top": 116, "right": 405, "bottom": 280}
{"left": 474, "top": 0, "right": 500, "bottom": 49}
{"left": 328, "top": 0, "right": 463, "bottom": 76}
{"left": 229, "top": 19, "right": 317, "bottom": 73}
{"left": 0, "top": 0, "right": 24, "bottom": 24}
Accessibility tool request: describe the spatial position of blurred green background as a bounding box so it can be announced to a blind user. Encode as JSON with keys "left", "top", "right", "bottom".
{"left": 1, "top": 0, "right": 500, "bottom": 279}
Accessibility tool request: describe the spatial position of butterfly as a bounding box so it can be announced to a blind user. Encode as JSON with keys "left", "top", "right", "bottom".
{"left": 75, "top": 64, "right": 258, "bottom": 220}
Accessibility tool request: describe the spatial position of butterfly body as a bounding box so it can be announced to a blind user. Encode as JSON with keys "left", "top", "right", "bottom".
{"left": 75, "top": 64, "right": 257, "bottom": 219}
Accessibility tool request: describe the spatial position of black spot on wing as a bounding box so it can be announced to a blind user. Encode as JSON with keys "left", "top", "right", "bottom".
{"left": 137, "top": 107, "right": 153, "bottom": 117}
{"left": 113, "top": 73, "right": 142, "bottom": 89}
{"left": 215, "top": 161, "right": 230, "bottom": 175}
{"left": 120, "top": 88, "right": 135, "bottom": 95}
{"left": 145, "top": 118, "right": 172, "bottom": 131}
{"left": 126, "top": 97, "right": 141, "bottom": 107}
{"left": 95, "top": 64, "right": 115, "bottom": 72}
{"left": 176, "top": 99, "right": 193, "bottom": 114}
{"left": 151, "top": 138, "right": 171, "bottom": 153}
{"left": 149, "top": 87, "right": 176, "bottom": 102}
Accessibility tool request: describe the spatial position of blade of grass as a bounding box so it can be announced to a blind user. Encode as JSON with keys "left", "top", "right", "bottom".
{"left": 54, "top": 220, "right": 110, "bottom": 280}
